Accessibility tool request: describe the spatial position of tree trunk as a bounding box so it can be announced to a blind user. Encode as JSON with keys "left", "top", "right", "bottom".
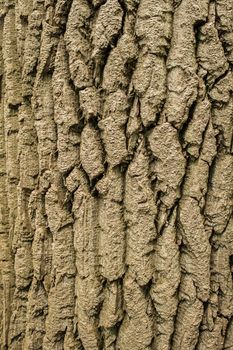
{"left": 0, "top": 0, "right": 233, "bottom": 349}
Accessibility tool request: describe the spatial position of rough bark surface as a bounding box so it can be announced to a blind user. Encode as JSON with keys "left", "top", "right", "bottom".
{"left": 0, "top": 0, "right": 233, "bottom": 349}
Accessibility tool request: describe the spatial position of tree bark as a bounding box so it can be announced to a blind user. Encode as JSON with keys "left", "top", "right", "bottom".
{"left": 0, "top": 0, "right": 233, "bottom": 349}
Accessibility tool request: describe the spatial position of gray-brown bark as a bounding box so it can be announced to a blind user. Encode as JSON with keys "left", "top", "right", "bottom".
{"left": 0, "top": 0, "right": 233, "bottom": 349}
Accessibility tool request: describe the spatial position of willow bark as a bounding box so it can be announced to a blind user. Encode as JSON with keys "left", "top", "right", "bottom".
{"left": 0, "top": 0, "right": 233, "bottom": 349}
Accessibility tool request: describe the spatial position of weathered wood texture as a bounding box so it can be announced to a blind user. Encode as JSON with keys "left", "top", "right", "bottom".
{"left": 0, "top": 0, "right": 233, "bottom": 349}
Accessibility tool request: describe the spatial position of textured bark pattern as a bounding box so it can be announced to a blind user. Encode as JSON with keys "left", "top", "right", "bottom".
{"left": 0, "top": 0, "right": 233, "bottom": 349}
